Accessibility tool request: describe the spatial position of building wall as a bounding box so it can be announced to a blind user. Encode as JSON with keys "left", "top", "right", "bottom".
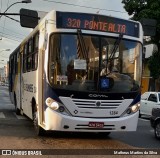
{"left": 0, "top": 63, "right": 9, "bottom": 83}
{"left": 142, "top": 44, "right": 157, "bottom": 93}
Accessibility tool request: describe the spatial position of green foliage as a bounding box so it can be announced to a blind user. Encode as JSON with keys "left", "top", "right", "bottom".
{"left": 148, "top": 51, "right": 160, "bottom": 79}
{"left": 122, "top": 0, "right": 160, "bottom": 47}
{"left": 122, "top": 0, "right": 160, "bottom": 19}
{"left": 122, "top": 0, "right": 160, "bottom": 79}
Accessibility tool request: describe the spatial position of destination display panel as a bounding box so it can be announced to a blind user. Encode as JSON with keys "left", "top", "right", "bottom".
{"left": 56, "top": 11, "right": 139, "bottom": 37}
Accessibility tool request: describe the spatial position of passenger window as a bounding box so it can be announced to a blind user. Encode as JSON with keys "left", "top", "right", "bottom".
{"left": 23, "top": 43, "right": 28, "bottom": 73}
{"left": 28, "top": 39, "right": 33, "bottom": 54}
{"left": 148, "top": 94, "right": 157, "bottom": 102}
{"left": 23, "top": 32, "right": 39, "bottom": 73}
{"left": 32, "top": 33, "right": 39, "bottom": 70}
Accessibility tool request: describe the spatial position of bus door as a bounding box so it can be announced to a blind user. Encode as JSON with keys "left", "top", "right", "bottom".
{"left": 20, "top": 51, "right": 23, "bottom": 112}
{"left": 11, "top": 51, "right": 22, "bottom": 114}
{"left": 17, "top": 51, "right": 23, "bottom": 113}
{"left": 37, "top": 48, "right": 45, "bottom": 126}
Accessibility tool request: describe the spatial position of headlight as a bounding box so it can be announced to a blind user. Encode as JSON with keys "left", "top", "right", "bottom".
{"left": 122, "top": 103, "right": 140, "bottom": 116}
{"left": 131, "top": 103, "right": 140, "bottom": 113}
{"left": 45, "top": 97, "right": 59, "bottom": 110}
{"left": 45, "top": 97, "right": 71, "bottom": 116}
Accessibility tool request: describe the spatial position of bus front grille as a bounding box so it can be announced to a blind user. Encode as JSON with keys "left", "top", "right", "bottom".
{"left": 72, "top": 99, "right": 122, "bottom": 109}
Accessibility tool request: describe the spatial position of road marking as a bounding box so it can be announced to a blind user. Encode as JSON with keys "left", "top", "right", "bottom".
{"left": 13, "top": 112, "right": 27, "bottom": 120}
{"left": 0, "top": 112, "right": 5, "bottom": 118}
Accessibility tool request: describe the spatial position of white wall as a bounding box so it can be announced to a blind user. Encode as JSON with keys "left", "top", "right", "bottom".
{"left": 145, "top": 44, "right": 158, "bottom": 58}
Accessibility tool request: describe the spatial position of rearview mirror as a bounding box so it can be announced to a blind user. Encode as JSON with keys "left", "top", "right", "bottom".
{"left": 20, "top": 8, "right": 39, "bottom": 28}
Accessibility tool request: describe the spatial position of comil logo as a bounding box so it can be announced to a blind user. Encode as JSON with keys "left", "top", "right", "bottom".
{"left": 88, "top": 94, "right": 108, "bottom": 98}
{"left": 2, "top": 150, "right": 12, "bottom": 155}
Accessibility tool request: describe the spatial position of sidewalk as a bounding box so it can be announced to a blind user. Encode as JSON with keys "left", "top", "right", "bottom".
{"left": 0, "top": 85, "right": 14, "bottom": 110}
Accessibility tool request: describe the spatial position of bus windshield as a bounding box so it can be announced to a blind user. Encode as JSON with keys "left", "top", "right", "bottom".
{"left": 48, "top": 33, "right": 142, "bottom": 93}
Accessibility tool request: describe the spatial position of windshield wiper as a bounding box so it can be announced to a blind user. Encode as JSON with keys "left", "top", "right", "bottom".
{"left": 109, "top": 33, "right": 123, "bottom": 61}
{"left": 77, "top": 29, "right": 88, "bottom": 60}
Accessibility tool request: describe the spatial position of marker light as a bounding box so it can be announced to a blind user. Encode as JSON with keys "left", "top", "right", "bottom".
{"left": 59, "top": 106, "right": 65, "bottom": 112}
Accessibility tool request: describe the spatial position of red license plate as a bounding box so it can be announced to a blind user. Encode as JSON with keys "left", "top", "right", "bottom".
{"left": 89, "top": 122, "right": 104, "bottom": 128}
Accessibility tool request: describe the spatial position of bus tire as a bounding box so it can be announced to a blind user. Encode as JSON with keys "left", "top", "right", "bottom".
{"left": 33, "top": 110, "right": 45, "bottom": 136}
{"left": 139, "top": 110, "right": 141, "bottom": 118}
{"left": 14, "top": 94, "right": 20, "bottom": 115}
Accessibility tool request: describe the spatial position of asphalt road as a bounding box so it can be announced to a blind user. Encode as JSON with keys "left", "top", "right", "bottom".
{"left": 0, "top": 85, "right": 160, "bottom": 158}
{"left": 111, "top": 117, "right": 160, "bottom": 148}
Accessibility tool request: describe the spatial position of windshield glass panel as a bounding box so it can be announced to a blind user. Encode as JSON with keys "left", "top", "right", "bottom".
{"left": 48, "top": 33, "right": 142, "bottom": 93}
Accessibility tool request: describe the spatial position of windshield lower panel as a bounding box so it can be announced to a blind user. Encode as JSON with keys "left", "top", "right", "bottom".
{"left": 48, "top": 33, "right": 142, "bottom": 93}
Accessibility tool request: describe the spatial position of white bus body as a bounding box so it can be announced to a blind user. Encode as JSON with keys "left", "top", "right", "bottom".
{"left": 9, "top": 10, "right": 143, "bottom": 135}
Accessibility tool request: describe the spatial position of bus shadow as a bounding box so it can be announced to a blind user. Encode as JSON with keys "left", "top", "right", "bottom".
{"left": 42, "top": 131, "right": 112, "bottom": 140}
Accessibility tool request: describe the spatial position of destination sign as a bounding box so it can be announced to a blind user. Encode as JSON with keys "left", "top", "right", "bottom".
{"left": 56, "top": 11, "right": 139, "bottom": 37}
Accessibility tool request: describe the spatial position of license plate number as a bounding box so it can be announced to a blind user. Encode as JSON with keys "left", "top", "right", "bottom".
{"left": 89, "top": 122, "right": 104, "bottom": 128}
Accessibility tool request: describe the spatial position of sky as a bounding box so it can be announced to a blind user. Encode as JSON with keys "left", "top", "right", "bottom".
{"left": 0, "top": 0, "right": 129, "bottom": 67}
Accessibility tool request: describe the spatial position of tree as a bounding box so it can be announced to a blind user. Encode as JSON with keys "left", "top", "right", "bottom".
{"left": 122, "top": 0, "right": 160, "bottom": 91}
{"left": 122, "top": 0, "right": 160, "bottom": 50}
{"left": 148, "top": 51, "right": 160, "bottom": 79}
{"left": 148, "top": 50, "right": 160, "bottom": 90}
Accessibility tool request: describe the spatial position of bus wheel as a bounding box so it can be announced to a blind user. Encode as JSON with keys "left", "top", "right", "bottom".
{"left": 139, "top": 110, "right": 141, "bottom": 118}
{"left": 33, "top": 110, "right": 45, "bottom": 136}
{"left": 14, "top": 94, "right": 20, "bottom": 115}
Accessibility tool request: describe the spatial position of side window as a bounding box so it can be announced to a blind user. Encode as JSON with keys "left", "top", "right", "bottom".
{"left": 13, "top": 52, "right": 18, "bottom": 74}
{"left": 13, "top": 54, "right": 16, "bottom": 74}
{"left": 148, "top": 94, "right": 157, "bottom": 102}
{"left": 9, "top": 57, "right": 14, "bottom": 91}
{"left": 23, "top": 43, "right": 28, "bottom": 73}
{"left": 27, "top": 39, "right": 33, "bottom": 71}
{"left": 11, "top": 56, "right": 15, "bottom": 74}
{"left": 9, "top": 57, "right": 14, "bottom": 75}
{"left": 28, "top": 40, "right": 32, "bottom": 53}
{"left": 49, "top": 34, "right": 60, "bottom": 84}
{"left": 33, "top": 33, "right": 39, "bottom": 52}
{"left": 22, "top": 32, "right": 39, "bottom": 73}
{"left": 32, "top": 33, "right": 39, "bottom": 70}
{"left": 15, "top": 51, "right": 19, "bottom": 74}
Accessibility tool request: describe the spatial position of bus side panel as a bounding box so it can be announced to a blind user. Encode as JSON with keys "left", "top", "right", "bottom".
{"left": 21, "top": 71, "right": 37, "bottom": 119}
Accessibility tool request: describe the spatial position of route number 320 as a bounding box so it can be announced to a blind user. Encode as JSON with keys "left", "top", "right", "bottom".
{"left": 67, "top": 18, "right": 81, "bottom": 28}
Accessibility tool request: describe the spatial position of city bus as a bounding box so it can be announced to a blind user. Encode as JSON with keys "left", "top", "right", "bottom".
{"left": 8, "top": 10, "right": 143, "bottom": 136}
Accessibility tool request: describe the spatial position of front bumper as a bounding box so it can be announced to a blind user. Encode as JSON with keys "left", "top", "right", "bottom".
{"left": 44, "top": 107, "right": 139, "bottom": 132}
